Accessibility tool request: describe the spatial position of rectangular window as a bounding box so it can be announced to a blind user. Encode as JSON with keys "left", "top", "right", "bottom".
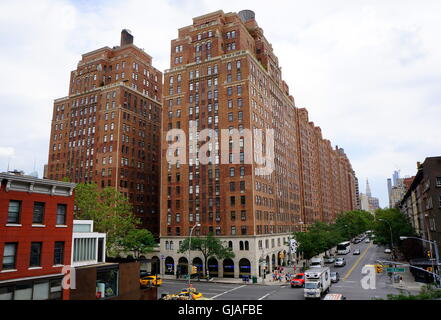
{"left": 7, "top": 201, "right": 21, "bottom": 224}
{"left": 436, "top": 177, "right": 441, "bottom": 187}
{"left": 30, "top": 242, "right": 42, "bottom": 267}
{"left": 56, "top": 204, "right": 67, "bottom": 225}
{"left": 54, "top": 242, "right": 64, "bottom": 265}
{"left": 2, "top": 243, "right": 17, "bottom": 270}
{"left": 33, "top": 202, "right": 45, "bottom": 224}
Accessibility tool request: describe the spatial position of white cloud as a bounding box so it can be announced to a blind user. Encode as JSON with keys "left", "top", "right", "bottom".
{"left": 1, "top": 0, "right": 440, "bottom": 207}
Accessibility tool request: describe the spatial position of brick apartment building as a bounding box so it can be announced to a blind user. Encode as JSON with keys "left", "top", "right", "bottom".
{"left": 400, "top": 157, "right": 441, "bottom": 246}
{"left": 0, "top": 172, "right": 76, "bottom": 300}
{"left": 160, "top": 10, "right": 358, "bottom": 278}
{"left": 46, "top": 30, "right": 162, "bottom": 236}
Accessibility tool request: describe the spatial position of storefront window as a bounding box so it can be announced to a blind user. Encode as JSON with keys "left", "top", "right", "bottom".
{"left": 96, "top": 269, "right": 118, "bottom": 299}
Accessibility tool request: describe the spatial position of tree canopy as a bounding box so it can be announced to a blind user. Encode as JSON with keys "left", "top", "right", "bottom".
{"left": 294, "top": 210, "right": 374, "bottom": 261}
{"left": 74, "top": 183, "right": 153, "bottom": 257}
{"left": 372, "top": 208, "right": 415, "bottom": 248}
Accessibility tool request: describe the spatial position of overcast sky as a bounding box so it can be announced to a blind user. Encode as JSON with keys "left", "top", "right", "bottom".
{"left": 1, "top": 0, "right": 440, "bottom": 207}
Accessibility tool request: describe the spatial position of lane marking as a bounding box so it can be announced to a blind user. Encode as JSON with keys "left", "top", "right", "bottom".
{"left": 258, "top": 290, "right": 277, "bottom": 300}
{"left": 343, "top": 242, "right": 372, "bottom": 281}
{"left": 211, "top": 285, "right": 247, "bottom": 299}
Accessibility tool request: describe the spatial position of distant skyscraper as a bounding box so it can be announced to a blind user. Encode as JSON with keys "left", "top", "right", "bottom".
{"left": 392, "top": 170, "right": 400, "bottom": 186}
{"left": 366, "top": 179, "right": 372, "bottom": 197}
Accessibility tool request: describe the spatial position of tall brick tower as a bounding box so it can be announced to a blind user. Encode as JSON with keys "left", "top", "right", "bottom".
{"left": 47, "top": 30, "right": 162, "bottom": 237}
{"left": 160, "top": 10, "right": 358, "bottom": 279}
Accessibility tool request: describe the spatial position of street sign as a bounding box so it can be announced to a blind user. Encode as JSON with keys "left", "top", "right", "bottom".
{"left": 386, "top": 268, "right": 405, "bottom": 273}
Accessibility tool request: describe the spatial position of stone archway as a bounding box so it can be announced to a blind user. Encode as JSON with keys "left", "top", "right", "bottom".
{"left": 208, "top": 257, "right": 219, "bottom": 277}
{"left": 165, "top": 257, "right": 175, "bottom": 275}
{"left": 223, "top": 258, "right": 235, "bottom": 278}
{"left": 271, "top": 254, "right": 276, "bottom": 271}
{"left": 193, "top": 257, "right": 203, "bottom": 277}
{"left": 151, "top": 256, "right": 160, "bottom": 275}
{"left": 239, "top": 258, "right": 251, "bottom": 278}
{"left": 177, "top": 257, "right": 188, "bottom": 276}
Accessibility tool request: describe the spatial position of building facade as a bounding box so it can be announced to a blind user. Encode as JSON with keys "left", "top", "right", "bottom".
{"left": 160, "top": 10, "right": 358, "bottom": 278}
{"left": 46, "top": 30, "right": 162, "bottom": 237}
{"left": 400, "top": 157, "right": 441, "bottom": 246}
{"left": 0, "top": 172, "right": 76, "bottom": 300}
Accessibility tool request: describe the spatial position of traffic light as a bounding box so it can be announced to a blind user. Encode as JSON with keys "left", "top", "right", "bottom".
{"left": 427, "top": 267, "right": 433, "bottom": 273}
{"left": 427, "top": 251, "right": 432, "bottom": 258}
{"left": 375, "top": 264, "right": 383, "bottom": 273}
{"left": 191, "top": 265, "right": 197, "bottom": 274}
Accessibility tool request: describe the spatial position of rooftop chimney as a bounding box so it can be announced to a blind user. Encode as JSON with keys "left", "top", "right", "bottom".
{"left": 121, "top": 29, "right": 134, "bottom": 47}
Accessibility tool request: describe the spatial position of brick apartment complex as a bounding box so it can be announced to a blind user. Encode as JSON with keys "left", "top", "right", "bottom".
{"left": 0, "top": 172, "right": 76, "bottom": 300}
{"left": 160, "top": 10, "right": 357, "bottom": 278}
{"left": 47, "top": 30, "right": 162, "bottom": 236}
{"left": 400, "top": 157, "right": 441, "bottom": 246}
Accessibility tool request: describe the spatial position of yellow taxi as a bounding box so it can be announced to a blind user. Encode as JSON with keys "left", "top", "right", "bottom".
{"left": 140, "top": 274, "right": 163, "bottom": 287}
{"left": 178, "top": 287, "right": 203, "bottom": 300}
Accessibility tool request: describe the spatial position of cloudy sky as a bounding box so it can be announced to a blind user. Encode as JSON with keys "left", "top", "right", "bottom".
{"left": 0, "top": 0, "right": 440, "bottom": 207}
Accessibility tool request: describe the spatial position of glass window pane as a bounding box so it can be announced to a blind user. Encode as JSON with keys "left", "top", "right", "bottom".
{"left": 33, "top": 281, "right": 49, "bottom": 300}
{"left": 0, "top": 286, "right": 13, "bottom": 300}
{"left": 14, "top": 284, "right": 32, "bottom": 300}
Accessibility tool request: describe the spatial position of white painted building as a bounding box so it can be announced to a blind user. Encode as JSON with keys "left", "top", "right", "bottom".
{"left": 71, "top": 220, "right": 106, "bottom": 267}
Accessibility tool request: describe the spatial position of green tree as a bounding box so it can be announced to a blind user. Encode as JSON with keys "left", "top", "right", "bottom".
{"left": 178, "top": 233, "right": 235, "bottom": 278}
{"left": 74, "top": 183, "right": 141, "bottom": 256}
{"left": 385, "top": 284, "right": 441, "bottom": 300}
{"left": 373, "top": 208, "right": 415, "bottom": 248}
{"left": 119, "top": 229, "right": 156, "bottom": 259}
{"left": 335, "top": 210, "right": 374, "bottom": 240}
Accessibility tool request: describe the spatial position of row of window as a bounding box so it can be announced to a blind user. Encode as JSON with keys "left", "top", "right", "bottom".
{"left": 7, "top": 201, "right": 67, "bottom": 226}
{"left": 2, "top": 241, "right": 65, "bottom": 271}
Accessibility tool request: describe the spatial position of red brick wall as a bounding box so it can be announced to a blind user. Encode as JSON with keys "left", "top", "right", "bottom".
{"left": 0, "top": 183, "right": 74, "bottom": 281}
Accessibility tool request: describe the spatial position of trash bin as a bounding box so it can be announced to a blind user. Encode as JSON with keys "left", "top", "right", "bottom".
{"left": 252, "top": 276, "right": 257, "bottom": 284}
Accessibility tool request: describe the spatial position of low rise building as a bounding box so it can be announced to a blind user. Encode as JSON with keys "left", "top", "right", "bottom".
{"left": 0, "top": 171, "right": 76, "bottom": 300}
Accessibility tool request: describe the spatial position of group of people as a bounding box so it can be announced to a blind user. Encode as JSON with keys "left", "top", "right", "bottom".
{"left": 271, "top": 266, "right": 296, "bottom": 282}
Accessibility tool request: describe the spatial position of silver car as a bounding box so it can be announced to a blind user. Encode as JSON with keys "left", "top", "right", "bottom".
{"left": 334, "top": 258, "right": 346, "bottom": 267}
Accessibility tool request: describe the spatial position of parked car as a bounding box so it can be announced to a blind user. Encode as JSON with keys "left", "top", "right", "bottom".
{"left": 324, "top": 256, "right": 335, "bottom": 264}
{"left": 353, "top": 249, "right": 361, "bottom": 255}
{"left": 365, "top": 239, "right": 370, "bottom": 243}
{"left": 330, "top": 272, "right": 340, "bottom": 283}
{"left": 334, "top": 258, "right": 346, "bottom": 267}
{"left": 384, "top": 248, "right": 392, "bottom": 254}
{"left": 290, "top": 273, "right": 305, "bottom": 288}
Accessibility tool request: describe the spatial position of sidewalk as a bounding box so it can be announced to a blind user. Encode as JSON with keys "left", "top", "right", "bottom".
{"left": 162, "top": 275, "right": 289, "bottom": 286}
{"left": 390, "top": 261, "right": 425, "bottom": 292}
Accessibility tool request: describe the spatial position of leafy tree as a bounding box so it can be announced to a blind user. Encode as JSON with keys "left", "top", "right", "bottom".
{"left": 118, "top": 229, "right": 156, "bottom": 259}
{"left": 373, "top": 208, "right": 415, "bottom": 248}
{"left": 294, "top": 210, "right": 374, "bottom": 263}
{"left": 178, "top": 233, "right": 235, "bottom": 277}
{"left": 74, "top": 183, "right": 142, "bottom": 256}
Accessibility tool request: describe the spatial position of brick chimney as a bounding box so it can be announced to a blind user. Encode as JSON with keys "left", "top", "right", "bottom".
{"left": 121, "top": 29, "right": 134, "bottom": 47}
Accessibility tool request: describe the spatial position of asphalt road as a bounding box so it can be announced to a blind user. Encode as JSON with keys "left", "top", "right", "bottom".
{"left": 157, "top": 240, "right": 404, "bottom": 300}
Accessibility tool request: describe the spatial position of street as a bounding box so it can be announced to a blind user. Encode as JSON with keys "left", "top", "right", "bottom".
{"left": 158, "top": 240, "right": 410, "bottom": 300}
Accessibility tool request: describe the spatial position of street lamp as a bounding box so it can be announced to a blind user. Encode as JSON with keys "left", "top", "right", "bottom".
{"left": 400, "top": 236, "right": 440, "bottom": 287}
{"left": 378, "top": 219, "right": 393, "bottom": 250}
{"left": 188, "top": 223, "right": 201, "bottom": 288}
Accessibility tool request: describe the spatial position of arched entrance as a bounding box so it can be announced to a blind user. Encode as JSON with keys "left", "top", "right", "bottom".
{"left": 223, "top": 258, "right": 235, "bottom": 278}
{"left": 151, "top": 256, "right": 160, "bottom": 274}
{"left": 277, "top": 251, "right": 282, "bottom": 266}
{"left": 192, "top": 257, "right": 203, "bottom": 277}
{"left": 265, "top": 256, "right": 270, "bottom": 274}
{"left": 271, "top": 254, "right": 276, "bottom": 271}
{"left": 165, "top": 257, "right": 175, "bottom": 275}
{"left": 208, "top": 257, "right": 219, "bottom": 277}
{"left": 239, "top": 258, "right": 251, "bottom": 278}
{"left": 177, "top": 257, "right": 188, "bottom": 276}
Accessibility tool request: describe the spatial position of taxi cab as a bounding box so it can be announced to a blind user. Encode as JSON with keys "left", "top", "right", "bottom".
{"left": 178, "top": 287, "right": 203, "bottom": 300}
{"left": 140, "top": 274, "right": 163, "bottom": 287}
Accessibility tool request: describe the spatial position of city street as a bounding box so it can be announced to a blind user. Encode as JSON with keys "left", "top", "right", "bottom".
{"left": 158, "top": 240, "right": 410, "bottom": 300}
